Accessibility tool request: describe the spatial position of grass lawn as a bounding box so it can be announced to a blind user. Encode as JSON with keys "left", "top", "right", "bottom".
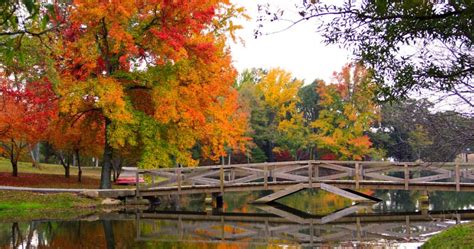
{"left": 0, "top": 158, "right": 102, "bottom": 178}
{"left": 0, "top": 191, "right": 102, "bottom": 222}
{"left": 422, "top": 222, "right": 474, "bottom": 249}
{"left": 0, "top": 158, "right": 104, "bottom": 188}
{"left": 0, "top": 158, "right": 136, "bottom": 189}
{"left": 0, "top": 160, "right": 132, "bottom": 222}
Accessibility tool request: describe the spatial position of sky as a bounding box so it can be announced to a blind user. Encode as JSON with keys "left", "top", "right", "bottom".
{"left": 229, "top": 0, "right": 352, "bottom": 84}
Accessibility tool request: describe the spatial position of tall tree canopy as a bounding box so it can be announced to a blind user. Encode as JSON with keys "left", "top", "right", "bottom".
{"left": 312, "top": 64, "right": 380, "bottom": 160}
{"left": 0, "top": 1, "right": 249, "bottom": 187}
{"left": 257, "top": 0, "right": 473, "bottom": 110}
{"left": 237, "top": 68, "right": 304, "bottom": 161}
{"left": 370, "top": 98, "right": 474, "bottom": 162}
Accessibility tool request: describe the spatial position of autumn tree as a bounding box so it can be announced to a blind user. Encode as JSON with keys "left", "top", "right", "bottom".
{"left": 312, "top": 64, "right": 381, "bottom": 160}
{"left": 0, "top": 78, "right": 57, "bottom": 176}
{"left": 238, "top": 68, "right": 304, "bottom": 161}
{"left": 236, "top": 68, "right": 268, "bottom": 163}
{"left": 48, "top": 114, "right": 104, "bottom": 181}
{"left": 45, "top": 0, "right": 248, "bottom": 188}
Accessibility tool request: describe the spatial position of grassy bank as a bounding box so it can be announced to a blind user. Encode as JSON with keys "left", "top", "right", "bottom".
{"left": 0, "top": 191, "right": 102, "bottom": 222}
{"left": 0, "top": 158, "right": 133, "bottom": 189}
{"left": 0, "top": 158, "right": 101, "bottom": 178}
{"left": 422, "top": 222, "right": 474, "bottom": 248}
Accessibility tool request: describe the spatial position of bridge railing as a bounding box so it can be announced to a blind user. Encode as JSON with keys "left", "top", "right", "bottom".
{"left": 135, "top": 160, "right": 474, "bottom": 194}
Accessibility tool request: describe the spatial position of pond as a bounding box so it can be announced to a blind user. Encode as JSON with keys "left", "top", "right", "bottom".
{"left": 1, "top": 189, "right": 474, "bottom": 248}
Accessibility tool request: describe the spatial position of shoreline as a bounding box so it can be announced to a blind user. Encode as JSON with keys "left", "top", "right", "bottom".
{"left": 0, "top": 190, "right": 146, "bottom": 223}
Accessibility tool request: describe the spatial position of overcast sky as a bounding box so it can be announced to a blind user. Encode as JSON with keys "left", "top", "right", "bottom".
{"left": 229, "top": 0, "right": 352, "bottom": 84}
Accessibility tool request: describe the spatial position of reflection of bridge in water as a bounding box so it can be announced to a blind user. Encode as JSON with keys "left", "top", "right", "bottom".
{"left": 116, "top": 203, "right": 474, "bottom": 247}
{"left": 130, "top": 160, "right": 474, "bottom": 203}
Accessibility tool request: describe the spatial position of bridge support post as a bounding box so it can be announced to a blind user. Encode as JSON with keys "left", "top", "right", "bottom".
{"left": 264, "top": 163, "right": 268, "bottom": 190}
{"left": 404, "top": 164, "right": 409, "bottom": 190}
{"left": 355, "top": 163, "right": 360, "bottom": 189}
{"left": 456, "top": 163, "right": 461, "bottom": 192}
{"left": 135, "top": 170, "right": 140, "bottom": 199}
{"left": 205, "top": 192, "right": 223, "bottom": 211}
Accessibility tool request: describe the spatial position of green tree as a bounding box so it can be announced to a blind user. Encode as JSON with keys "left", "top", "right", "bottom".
{"left": 297, "top": 81, "right": 321, "bottom": 159}
{"left": 370, "top": 98, "right": 474, "bottom": 162}
{"left": 408, "top": 125, "right": 433, "bottom": 160}
{"left": 237, "top": 68, "right": 305, "bottom": 161}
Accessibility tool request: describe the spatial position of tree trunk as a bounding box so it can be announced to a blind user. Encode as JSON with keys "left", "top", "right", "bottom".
{"left": 57, "top": 152, "right": 71, "bottom": 178}
{"left": 65, "top": 164, "right": 70, "bottom": 178}
{"left": 30, "top": 143, "right": 41, "bottom": 168}
{"left": 76, "top": 150, "right": 82, "bottom": 182}
{"left": 43, "top": 143, "right": 53, "bottom": 164}
{"left": 10, "top": 142, "right": 18, "bottom": 177}
{"left": 100, "top": 118, "right": 113, "bottom": 189}
{"left": 11, "top": 160, "right": 18, "bottom": 177}
{"left": 265, "top": 141, "right": 274, "bottom": 162}
{"left": 73, "top": 152, "right": 77, "bottom": 167}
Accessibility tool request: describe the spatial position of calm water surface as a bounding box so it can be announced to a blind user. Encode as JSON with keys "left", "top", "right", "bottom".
{"left": 1, "top": 189, "right": 474, "bottom": 248}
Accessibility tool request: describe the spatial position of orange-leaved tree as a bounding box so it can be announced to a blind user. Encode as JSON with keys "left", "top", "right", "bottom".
{"left": 48, "top": 0, "right": 248, "bottom": 188}
{"left": 48, "top": 114, "right": 104, "bottom": 181}
{"left": 0, "top": 78, "right": 57, "bottom": 176}
{"left": 312, "top": 63, "right": 381, "bottom": 160}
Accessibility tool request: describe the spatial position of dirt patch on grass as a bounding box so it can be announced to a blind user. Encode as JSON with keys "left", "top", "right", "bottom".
{"left": 0, "top": 172, "right": 100, "bottom": 189}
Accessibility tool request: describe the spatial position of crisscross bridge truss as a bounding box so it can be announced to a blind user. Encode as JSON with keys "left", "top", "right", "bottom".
{"left": 134, "top": 160, "right": 474, "bottom": 196}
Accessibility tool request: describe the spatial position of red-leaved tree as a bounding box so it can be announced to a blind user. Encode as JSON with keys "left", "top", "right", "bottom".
{"left": 0, "top": 78, "right": 57, "bottom": 176}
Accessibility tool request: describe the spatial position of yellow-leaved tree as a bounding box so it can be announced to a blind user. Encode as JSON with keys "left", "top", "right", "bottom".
{"left": 312, "top": 63, "right": 381, "bottom": 160}
{"left": 240, "top": 68, "right": 305, "bottom": 161}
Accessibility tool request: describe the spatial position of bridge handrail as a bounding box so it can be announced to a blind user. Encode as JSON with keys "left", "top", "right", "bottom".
{"left": 137, "top": 160, "right": 474, "bottom": 173}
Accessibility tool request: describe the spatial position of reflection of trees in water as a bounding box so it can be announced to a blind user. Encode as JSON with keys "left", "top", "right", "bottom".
{"left": 374, "top": 190, "right": 418, "bottom": 212}
{"left": 223, "top": 192, "right": 265, "bottom": 213}
{"left": 103, "top": 220, "right": 115, "bottom": 249}
{"left": 278, "top": 189, "right": 352, "bottom": 215}
{"left": 0, "top": 220, "right": 141, "bottom": 248}
{"left": 11, "top": 223, "right": 21, "bottom": 248}
{"left": 0, "top": 218, "right": 252, "bottom": 248}
{"left": 429, "top": 192, "right": 474, "bottom": 211}
{"left": 157, "top": 194, "right": 205, "bottom": 212}
{"left": 0, "top": 221, "right": 54, "bottom": 248}
{"left": 374, "top": 190, "right": 474, "bottom": 212}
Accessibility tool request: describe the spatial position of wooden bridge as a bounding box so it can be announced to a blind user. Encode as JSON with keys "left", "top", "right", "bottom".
{"left": 133, "top": 160, "right": 474, "bottom": 203}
